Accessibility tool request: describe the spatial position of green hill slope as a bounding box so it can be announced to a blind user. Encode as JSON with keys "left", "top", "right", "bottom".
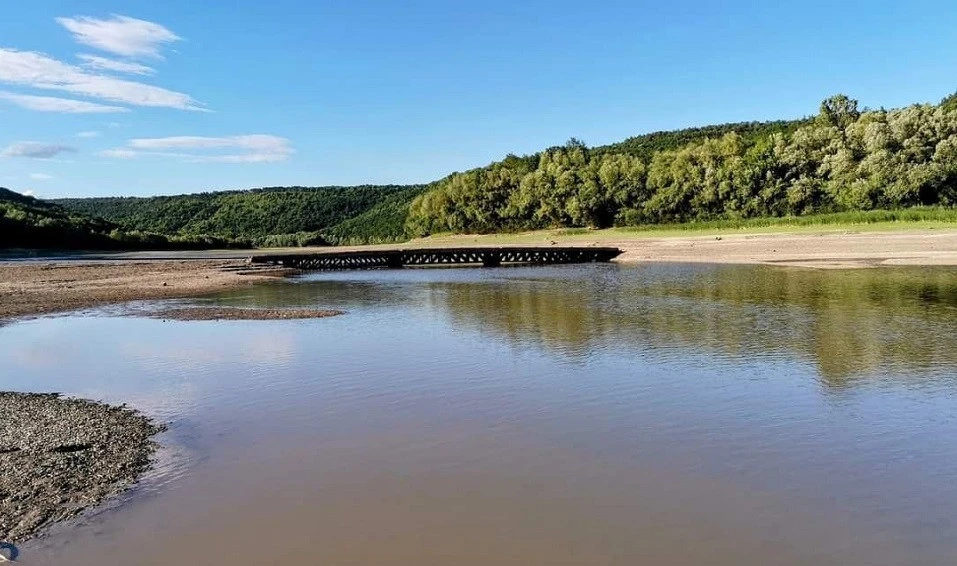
{"left": 1, "top": 188, "right": 246, "bottom": 250}
{"left": 54, "top": 185, "right": 425, "bottom": 246}
{"left": 407, "top": 94, "right": 957, "bottom": 235}
{"left": 1, "top": 187, "right": 120, "bottom": 249}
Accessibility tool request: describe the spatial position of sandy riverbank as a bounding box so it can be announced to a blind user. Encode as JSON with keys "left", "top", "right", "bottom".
{"left": 607, "top": 229, "right": 957, "bottom": 268}
{"left": 0, "top": 260, "right": 288, "bottom": 322}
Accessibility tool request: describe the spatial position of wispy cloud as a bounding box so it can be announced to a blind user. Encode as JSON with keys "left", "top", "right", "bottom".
{"left": 29, "top": 173, "right": 54, "bottom": 180}
{"left": 0, "top": 91, "right": 129, "bottom": 113}
{"left": 77, "top": 54, "right": 155, "bottom": 75}
{"left": 22, "top": 189, "right": 36, "bottom": 197}
{"left": 56, "top": 15, "right": 180, "bottom": 59}
{"left": 102, "top": 135, "right": 294, "bottom": 163}
{"left": 0, "top": 48, "right": 203, "bottom": 110}
{"left": 99, "top": 148, "right": 136, "bottom": 159}
{"left": 76, "top": 130, "right": 102, "bottom": 138}
{"left": 2, "top": 142, "right": 77, "bottom": 159}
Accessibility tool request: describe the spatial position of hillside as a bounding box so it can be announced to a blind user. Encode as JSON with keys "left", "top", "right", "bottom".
{"left": 54, "top": 185, "right": 426, "bottom": 246}
{"left": 406, "top": 94, "right": 957, "bottom": 235}
{"left": 0, "top": 188, "right": 245, "bottom": 250}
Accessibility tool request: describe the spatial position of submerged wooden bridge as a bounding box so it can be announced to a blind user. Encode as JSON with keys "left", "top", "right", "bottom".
{"left": 250, "top": 246, "right": 623, "bottom": 270}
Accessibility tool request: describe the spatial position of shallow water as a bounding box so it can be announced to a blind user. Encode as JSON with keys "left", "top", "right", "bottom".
{"left": 3, "top": 263, "right": 957, "bottom": 565}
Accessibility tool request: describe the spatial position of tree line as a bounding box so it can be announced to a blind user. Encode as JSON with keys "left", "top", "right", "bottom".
{"left": 406, "top": 94, "right": 957, "bottom": 236}
{"left": 0, "top": 188, "right": 245, "bottom": 250}
{"left": 54, "top": 185, "right": 426, "bottom": 247}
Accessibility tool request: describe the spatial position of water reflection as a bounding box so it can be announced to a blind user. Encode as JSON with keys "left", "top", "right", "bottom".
{"left": 442, "top": 265, "right": 957, "bottom": 387}
{"left": 215, "top": 264, "right": 957, "bottom": 389}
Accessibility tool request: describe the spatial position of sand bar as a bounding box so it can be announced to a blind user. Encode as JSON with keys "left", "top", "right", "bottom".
{"left": 0, "top": 260, "right": 286, "bottom": 322}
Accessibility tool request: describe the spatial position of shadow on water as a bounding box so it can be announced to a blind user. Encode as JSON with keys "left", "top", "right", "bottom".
{"left": 207, "top": 264, "right": 957, "bottom": 390}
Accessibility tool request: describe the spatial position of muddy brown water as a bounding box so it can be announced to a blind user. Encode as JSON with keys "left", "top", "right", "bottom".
{"left": 2, "top": 263, "right": 957, "bottom": 565}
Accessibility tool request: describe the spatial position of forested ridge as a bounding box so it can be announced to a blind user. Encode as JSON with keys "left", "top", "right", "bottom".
{"left": 406, "top": 94, "right": 957, "bottom": 236}
{"left": 53, "top": 185, "right": 426, "bottom": 247}
{"left": 0, "top": 188, "right": 244, "bottom": 250}
{"left": 37, "top": 91, "right": 957, "bottom": 249}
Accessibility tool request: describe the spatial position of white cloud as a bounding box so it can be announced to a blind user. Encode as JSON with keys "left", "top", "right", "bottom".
{"left": 22, "top": 190, "right": 35, "bottom": 197}
{"left": 78, "top": 54, "right": 155, "bottom": 75}
{"left": 103, "top": 135, "right": 294, "bottom": 163}
{"left": 76, "top": 130, "right": 102, "bottom": 138}
{"left": 0, "top": 91, "right": 129, "bottom": 113}
{"left": 56, "top": 15, "right": 180, "bottom": 59}
{"left": 99, "top": 148, "right": 136, "bottom": 159}
{"left": 29, "top": 173, "right": 54, "bottom": 180}
{"left": 2, "top": 142, "right": 77, "bottom": 159}
{"left": 0, "top": 48, "right": 203, "bottom": 110}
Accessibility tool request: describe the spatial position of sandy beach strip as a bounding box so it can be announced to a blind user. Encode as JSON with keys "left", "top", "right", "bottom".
{"left": 0, "top": 260, "right": 287, "bottom": 322}
{"left": 607, "top": 229, "right": 957, "bottom": 268}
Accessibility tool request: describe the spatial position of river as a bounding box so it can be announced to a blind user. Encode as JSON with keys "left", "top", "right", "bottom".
{"left": 3, "top": 263, "right": 957, "bottom": 565}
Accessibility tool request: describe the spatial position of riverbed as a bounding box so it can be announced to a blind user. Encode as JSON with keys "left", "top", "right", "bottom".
{"left": 2, "top": 263, "right": 956, "bottom": 565}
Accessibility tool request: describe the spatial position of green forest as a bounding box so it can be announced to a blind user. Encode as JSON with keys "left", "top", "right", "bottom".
{"left": 0, "top": 188, "right": 248, "bottom": 250}
{"left": 406, "top": 94, "right": 957, "bottom": 236}
{"left": 7, "top": 91, "right": 957, "bottom": 250}
{"left": 53, "top": 185, "right": 427, "bottom": 247}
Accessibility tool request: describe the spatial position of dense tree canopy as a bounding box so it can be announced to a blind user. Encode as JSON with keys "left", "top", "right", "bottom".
{"left": 407, "top": 94, "right": 957, "bottom": 236}
{"left": 55, "top": 185, "right": 426, "bottom": 247}
{"left": 0, "top": 188, "right": 242, "bottom": 250}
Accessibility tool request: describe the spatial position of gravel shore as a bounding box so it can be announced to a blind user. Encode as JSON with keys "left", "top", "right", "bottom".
{"left": 0, "top": 393, "right": 165, "bottom": 543}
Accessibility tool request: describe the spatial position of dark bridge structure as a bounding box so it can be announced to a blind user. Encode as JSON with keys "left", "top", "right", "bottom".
{"left": 250, "top": 246, "right": 623, "bottom": 270}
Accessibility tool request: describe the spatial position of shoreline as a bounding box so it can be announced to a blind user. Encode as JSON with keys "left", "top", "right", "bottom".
{"left": 1, "top": 229, "right": 955, "bottom": 323}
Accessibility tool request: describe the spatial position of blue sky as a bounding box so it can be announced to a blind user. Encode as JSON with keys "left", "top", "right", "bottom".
{"left": 1, "top": 0, "right": 955, "bottom": 198}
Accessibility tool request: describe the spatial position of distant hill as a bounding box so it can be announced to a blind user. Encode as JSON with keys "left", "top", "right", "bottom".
{"left": 1, "top": 188, "right": 244, "bottom": 250}
{"left": 54, "top": 185, "right": 427, "bottom": 246}
{"left": 1, "top": 187, "right": 121, "bottom": 249}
